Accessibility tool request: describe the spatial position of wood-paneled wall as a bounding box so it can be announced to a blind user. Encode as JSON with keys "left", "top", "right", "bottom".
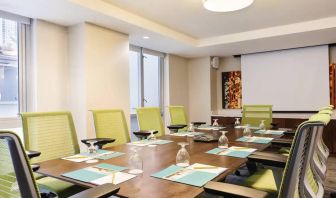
{"left": 211, "top": 116, "right": 336, "bottom": 155}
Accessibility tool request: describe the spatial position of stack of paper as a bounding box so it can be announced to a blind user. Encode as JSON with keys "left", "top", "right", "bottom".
{"left": 151, "top": 163, "right": 227, "bottom": 187}
{"left": 236, "top": 136, "right": 274, "bottom": 144}
{"left": 62, "top": 150, "right": 124, "bottom": 162}
{"left": 254, "top": 130, "right": 285, "bottom": 135}
{"left": 234, "top": 125, "right": 260, "bottom": 130}
{"left": 62, "top": 163, "right": 136, "bottom": 185}
{"left": 197, "top": 125, "right": 225, "bottom": 130}
{"left": 206, "top": 146, "right": 257, "bottom": 158}
{"left": 169, "top": 132, "right": 204, "bottom": 137}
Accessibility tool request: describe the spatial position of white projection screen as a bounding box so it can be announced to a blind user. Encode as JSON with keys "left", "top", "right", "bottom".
{"left": 241, "top": 45, "right": 329, "bottom": 111}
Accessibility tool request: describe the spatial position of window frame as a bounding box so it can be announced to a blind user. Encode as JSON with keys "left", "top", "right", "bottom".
{"left": 0, "top": 11, "right": 30, "bottom": 122}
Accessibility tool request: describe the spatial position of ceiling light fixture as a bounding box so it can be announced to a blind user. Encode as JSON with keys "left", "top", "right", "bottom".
{"left": 203, "top": 0, "right": 254, "bottom": 12}
{"left": 143, "top": 36, "right": 150, "bottom": 39}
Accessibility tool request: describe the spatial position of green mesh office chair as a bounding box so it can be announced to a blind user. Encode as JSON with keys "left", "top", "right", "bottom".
{"left": 168, "top": 106, "right": 188, "bottom": 132}
{"left": 20, "top": 111, "right": 85, "bottom": 197}
{"left": 242, "top": 105, "right": 273, "bottom": 128}
{"left": 91, "top": 109, "right": 131, "bottom": 147}
{"left": 0, "top": 131, "right": 119, "bottom": 198}
{"left": 136, "top": 107, "right": 165, "bottom": 136}
{"left": 204, "top": 115, "right": 328, "bottom": 198}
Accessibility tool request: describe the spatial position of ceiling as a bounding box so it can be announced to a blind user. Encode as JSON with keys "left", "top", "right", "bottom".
{"left": 1, "top": 0, "right": 336, "bottom": 57}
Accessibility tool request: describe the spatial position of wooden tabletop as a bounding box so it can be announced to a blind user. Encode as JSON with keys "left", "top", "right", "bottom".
{"left": 37, "top": 127, "right": 281, "bottom": 198}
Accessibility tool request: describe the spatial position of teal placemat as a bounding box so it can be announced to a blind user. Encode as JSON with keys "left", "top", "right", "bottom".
{"left": 152, "top": 165, "right": 183, "bottom": 178}
{"left": 236, "top": 136, "right": 273, "bottom": 144}
{"left": 175, "top": 171, "right": 217, "bottom": 187}
{"left": 62, "top": 169, "right": 106, "bottom": 182}
{"left": 206, "top": 148, "right": 252, "bottom": 158}
{"left": 154, "top": 140, "right": 173, "bottom": 145}
{"left": 95, "top": 152, "right": 125, "bottom": 160}
{"left": 80, "top": 149, "right": 111, "bottom": 157}
{"left": 151, "top": 165, "right": 217, "bottom": 187}
{"left": 94, "top": 163, "right": 127, "bottom": 171}
{"left": 254, "top": 130, "right": 284, "bottom": 135}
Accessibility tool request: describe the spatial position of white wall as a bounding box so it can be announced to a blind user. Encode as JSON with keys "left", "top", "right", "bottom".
{"left": 68, "top": 23, "right": 130, "bottom": 145}
{"left": 187, "top": 57, "right": 212, "bottom": 123}
{"left": 31, "top": 19, "right": 69, "bottom": 111}
{"left": 164, "top": 54, "right": 189, "bottom": 132}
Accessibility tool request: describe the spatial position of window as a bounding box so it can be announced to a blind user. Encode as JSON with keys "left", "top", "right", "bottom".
{"left": 0, "top": 12, "right": 29, "bottom": 118}
{"left": 129, "top": 46, "right": 165, "bottom": 134}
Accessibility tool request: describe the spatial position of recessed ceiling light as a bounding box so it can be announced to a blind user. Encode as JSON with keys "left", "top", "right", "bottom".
{"left": 143, "top": 36, "right": 150, "bottom": 39}
{"left": 203, "top": 0, "right": 254, "bottom": 12}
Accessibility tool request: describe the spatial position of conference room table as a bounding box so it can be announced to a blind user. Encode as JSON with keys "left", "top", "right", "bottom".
{"left": 36, "top": 127, "right": 284, "bottom": 198}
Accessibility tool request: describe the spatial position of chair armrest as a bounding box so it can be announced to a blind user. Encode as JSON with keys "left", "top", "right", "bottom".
{"left": 68, "top": 183, "right": 120, "bottom": 198}
{"left": 167, "top": 125, "right": 187, "bottom": 130}
{"left": 270, "top": 123, "right": 278, "bottom": 129}
{"left": 283, "top": 130, "right": 295, "bottom": 135}
{"left": 31, "top": 164, "right": 40, "bottom": 172}
{"left": 247, "top": 152, "right": 287, "bottom": 168}
{"left": 271, "top": 138, "right": 292, "bottom": 147}
{"left": 81, "top": 138, "right": 115, "bottom": 149}
{"left": 204, "top": 181, "right": 268, "bottom": 198}
{"left": 25, "top": 150, "right": 41, "bottom": 159}
{"left": 191, "top": 122, "right": 206, "bottom": 127}
{"left": 133, "top": 130, "right": 158, "bottom": 138}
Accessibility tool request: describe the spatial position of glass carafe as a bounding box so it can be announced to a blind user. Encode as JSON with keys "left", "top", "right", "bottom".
{"left": 243, "top": 124, "right": 252, "bottom": 137}
{"left": 187, "top": 123, "right": 195, "bottom": 132}
{"left": 234, "top": 118, "right": 240, "bottom": 126}
{"left": 218, "top": 131, "right": 229, "bottom": 148}
{"left": 128, "top": 146, "right": 143, "bottom": 174}
{"left": 212, "top": 119, "right": 219, "bottom": 126}
{"left": 176, "top": 142, "right": 190, "bottom": 167}
{"left": 259, "top": 120, "right": 266, "bottom": 131}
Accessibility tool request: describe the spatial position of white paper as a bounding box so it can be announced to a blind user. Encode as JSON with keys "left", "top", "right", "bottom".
{"left": 91, "top": 172, "right": 136, "bottom": 185}
{"left": 229, "top": 146, "right": 257, "bottom": 153}
{"left": 61, "top": 154, "right": 93, "bottom": 162}
{"left": 187, "top": 163, "right": 227, "bottom": 175}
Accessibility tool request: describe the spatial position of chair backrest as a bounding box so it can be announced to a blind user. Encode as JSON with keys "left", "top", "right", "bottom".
{"left": 136, "top": 107, "right": 165, "bottom": 136}
{"left": 0, "top": 131, "right": 40, "bottom": 198}
{"left": 21, "top": 111, "right": 80, "bottom": 163}
{"left": 169, "top": 106, "right": 188, "bottom": 125}
{"left": 91, "top": 109, "right": 130, "bottom": 147}
{"left": 241, "top": 105, "right": 273, "bottom": 128}
{"left": 278, "top": 116, "right": 328, "bottom": 198}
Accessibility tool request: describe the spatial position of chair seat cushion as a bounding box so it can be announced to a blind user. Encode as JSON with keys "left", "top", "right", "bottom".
{"left": 34, "top": 172, "right": 45, "bottom": 180}
{"left": 243, "top": 169, "right": 277, "bottom": 194}
{"left": 37, "top": 177, "right": 87, "bottom": 198}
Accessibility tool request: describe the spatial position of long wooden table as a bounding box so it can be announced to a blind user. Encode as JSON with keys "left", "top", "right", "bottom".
{"left": 37, "top": 127, "right": 282, "bottom": 198}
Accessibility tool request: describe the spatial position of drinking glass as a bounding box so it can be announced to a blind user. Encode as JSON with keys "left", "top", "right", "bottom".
{"left": 128, "top": 146, "right": 143, "bottom": 174}
{"left": 176, "top": 142, "right": 190, "bottom": 167}
{"left": 147, "top": 130, "right": 156, "bottom": 141}
{"left": 234, "top": 118, "right": 240, "bottom": 126}
{"left": 212, "top": 119, "right": 219, "bottom": 126}
{"left": 87, "top": 140, "right": 98, "bottom": 154}
{"left": 218, "top": 131, "right": 229, "bottom": 148}
{"left": 187, "top": 123, "right": 195, "bottom": 132}
{"left": 243, "top": 124, "right": 252, "bottom": 137}
{"left": 259, "top": 120, "right": 266, "bottom": 131}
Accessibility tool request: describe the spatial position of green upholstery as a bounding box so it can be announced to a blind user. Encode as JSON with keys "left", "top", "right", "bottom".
{"left": 0, "top": 135, "right": 23, "bottom": 198}
{"left": 91, "top": 109, "right": 130, "bottom": 147}
{"left": 318, "top": 109, "right": 333, "bottom": 115}
{"left": 136, "top": 107, "right": 165, "bottom": 136}
{"left": 169, "top": 106, "right": 188, "bottom": 125}
{"left": 20, "top": 111, "right": 85, "bottom": 197}
{"left": 242, "top": 105, "right": 273, "bottom": 128}
{"left": 243, "top": 169, "right": 277, "bottom": 194}
{"left": 168, "top": 106, "right": 188, "bottom": 131}
{"left": 21, "top": 111, "right": 80, "bottom": 163}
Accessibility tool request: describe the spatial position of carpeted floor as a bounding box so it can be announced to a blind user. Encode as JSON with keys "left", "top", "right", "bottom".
{"left": 325, "top": 156, "right": 336, "bottom": 198}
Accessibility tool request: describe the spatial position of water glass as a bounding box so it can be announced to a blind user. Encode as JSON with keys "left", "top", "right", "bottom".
{"left": 243, "top": 124, "right": 252, "bottom": 137}
{"left": 176, "top": 142, "right": 190, "bottom": 167}
{"left": 218, "top": 131, "right": 229, "bottom": 148}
